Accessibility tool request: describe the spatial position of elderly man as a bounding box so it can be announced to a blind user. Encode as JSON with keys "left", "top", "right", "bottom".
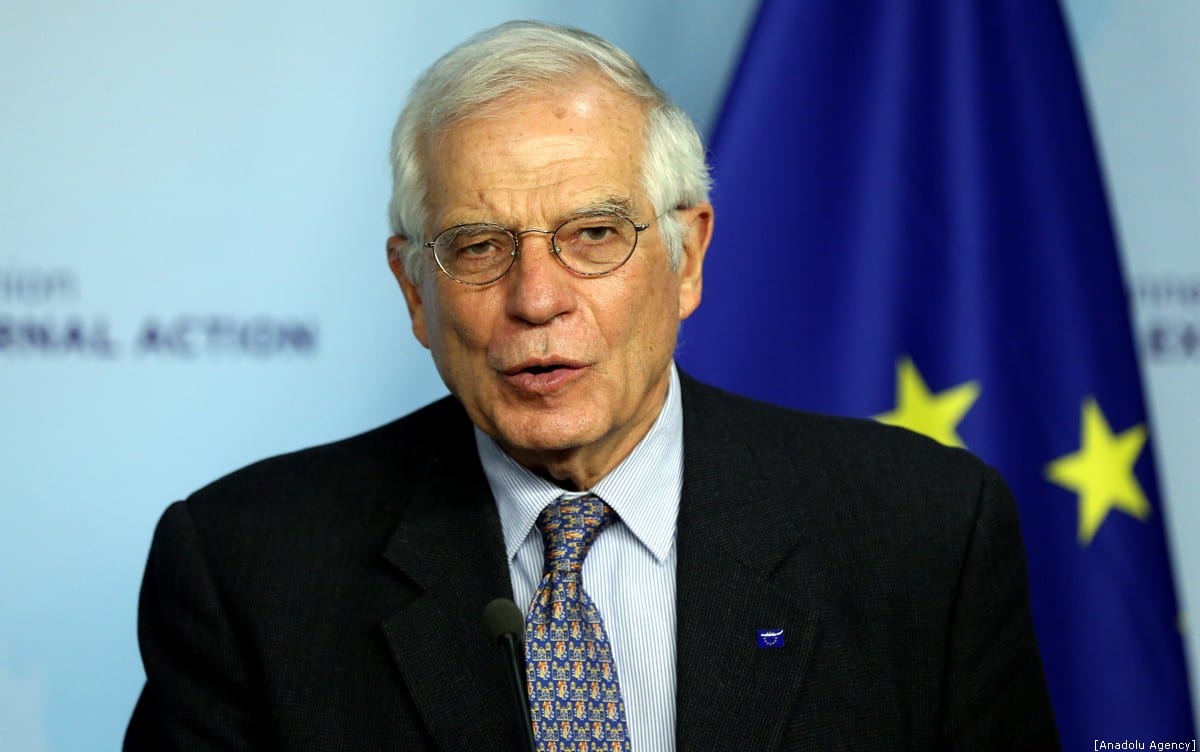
{"left": 125, "top": 20, "right": 1058, "bottom": 752}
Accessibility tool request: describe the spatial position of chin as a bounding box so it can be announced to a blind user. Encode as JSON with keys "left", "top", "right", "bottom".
{"left": 492, "top": 411, "right": 606, "bottom": 455}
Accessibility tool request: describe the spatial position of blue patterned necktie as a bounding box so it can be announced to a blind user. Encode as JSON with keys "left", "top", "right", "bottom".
{"left": 525, "top": 494, "right": 632, "bottom": 752}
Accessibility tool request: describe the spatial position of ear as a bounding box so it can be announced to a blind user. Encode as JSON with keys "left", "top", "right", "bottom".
{"left": 675, "top": 202, "right": 713, "bottom": 321}
{"left": 386, "top": 235, "right": 430, "bottom": 348}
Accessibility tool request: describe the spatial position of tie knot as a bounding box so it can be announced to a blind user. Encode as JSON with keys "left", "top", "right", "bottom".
{"left": 536, "top": 494, "right": 614, "bottom": 571}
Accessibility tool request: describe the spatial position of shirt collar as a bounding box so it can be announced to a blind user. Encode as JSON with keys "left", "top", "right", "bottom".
{"left": 476, "top": 363, "right": 683, "bottom": 566}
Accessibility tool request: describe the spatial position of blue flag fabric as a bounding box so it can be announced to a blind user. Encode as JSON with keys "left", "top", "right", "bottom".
{"left": 679, "top": 0, "right": 1194, "bottom": 745}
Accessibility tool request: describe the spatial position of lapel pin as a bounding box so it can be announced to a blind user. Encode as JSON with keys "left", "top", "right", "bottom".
{"left": 757, "top": 629, "right": 785, "bottom": 648}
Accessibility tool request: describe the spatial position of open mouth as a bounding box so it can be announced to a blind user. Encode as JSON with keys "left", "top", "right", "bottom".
{"left": 521, "top": 364, "right": 565, "bottom": 375}
{"left": 505, "top": 359, "right": 583, "bottom": 376}
{"left": 503, "top": 360, "right": 586, "bottom": 392}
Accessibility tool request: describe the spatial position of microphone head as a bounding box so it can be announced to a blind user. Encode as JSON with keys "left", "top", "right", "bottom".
{"left": 482, "top": 598, "right": 526, "bottom": 643}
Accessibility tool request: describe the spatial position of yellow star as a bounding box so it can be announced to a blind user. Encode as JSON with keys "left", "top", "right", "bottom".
{"left": 874, "top": 357, "right": 981, "bottom": 448}
{"left": 1046, "top": 398, "right": 1150, "bottom": 545}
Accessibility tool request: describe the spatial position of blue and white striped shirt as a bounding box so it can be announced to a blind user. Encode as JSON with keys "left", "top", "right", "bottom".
{"left": 475, "top": 364, "right": 683, "bottom": 752}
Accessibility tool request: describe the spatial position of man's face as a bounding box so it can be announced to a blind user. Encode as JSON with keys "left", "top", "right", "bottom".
{"left": 389, "top": 77, "right": 711, "bottom": 489}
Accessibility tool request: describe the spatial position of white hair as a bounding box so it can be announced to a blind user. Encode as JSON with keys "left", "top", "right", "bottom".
{"left": 388, "top": 20, "right": 712, "bottom": 281}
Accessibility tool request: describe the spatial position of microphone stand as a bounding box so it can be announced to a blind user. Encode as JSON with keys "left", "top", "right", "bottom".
{"left": 483, "top": 598, "right": 538, "bottom": 752}
{"left": 497, "top": 630, "right": 538, "bottom": 752}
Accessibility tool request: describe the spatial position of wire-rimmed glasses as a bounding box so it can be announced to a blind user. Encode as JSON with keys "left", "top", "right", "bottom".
{"left": 423, "top": 211, "right": 652, "bottom": 286}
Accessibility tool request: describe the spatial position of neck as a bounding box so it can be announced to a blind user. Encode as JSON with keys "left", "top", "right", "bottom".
{"left": 502, "top": 375, "right": 671, "bottom": 491}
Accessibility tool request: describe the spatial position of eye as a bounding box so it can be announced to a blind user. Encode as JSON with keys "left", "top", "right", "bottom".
{"left": 577, "top": 223, "right": 617, "bottom": 242}
{"left": 572, "top": 220, "right": 621, "bottom": 244}
{"left": 553, "top": 213, "right": 637, "bottom": 273}
{"left": 455, "top": 237, "right": 504, "bottom": 257}
{"left": 560, "top": 213, "right": 631, "bottom": 248}
{"left": 432, "top": 225, "right": 513, "bottom": 282}
{"left": 438, "top": 226, "right": 509, "bottom": 259}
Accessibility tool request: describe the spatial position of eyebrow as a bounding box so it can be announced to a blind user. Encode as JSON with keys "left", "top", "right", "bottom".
{"left": 437, "top": 196, "right": 640, "bottom": 234}
{"left": 563, "top": 196, "right": 637, "bottom": 221}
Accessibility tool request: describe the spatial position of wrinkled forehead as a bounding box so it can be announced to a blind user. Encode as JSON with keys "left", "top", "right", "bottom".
{"left": 419, "top": 79, "right": 652, "bottom": 227}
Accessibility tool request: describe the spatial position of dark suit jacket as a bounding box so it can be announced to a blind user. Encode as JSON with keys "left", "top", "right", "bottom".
{"left": 125, "top": 374, "right": 1058, "bottom": 750}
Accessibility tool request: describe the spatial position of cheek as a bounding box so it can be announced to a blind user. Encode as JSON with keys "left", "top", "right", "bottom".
{"left": 608, "top": 272, "right": 681, "bottom": 355}
{"left": 425, "top": 292, "right": 493, "bottom": 357}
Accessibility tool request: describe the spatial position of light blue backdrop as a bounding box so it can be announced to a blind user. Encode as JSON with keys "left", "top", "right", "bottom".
{"left": 2, "top": 1, "right": 1196, "bottom": 749}
{"left": 0, "top": 3, "right": 757, "bottom": 749}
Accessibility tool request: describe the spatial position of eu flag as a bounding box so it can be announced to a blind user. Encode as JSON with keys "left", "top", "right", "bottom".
{"left": 679, "top": 0, "right": 1195, "bottom": 746}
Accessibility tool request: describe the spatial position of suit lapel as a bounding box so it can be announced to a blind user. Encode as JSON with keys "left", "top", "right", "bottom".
{"left": 377, "top": 409, "right": 519, "bottom": 752}
{"left": 373, "top": 378, "right": 827, "bottom": 750}
{"left": 675, "top": 376, "right": 822, "bottom": 751}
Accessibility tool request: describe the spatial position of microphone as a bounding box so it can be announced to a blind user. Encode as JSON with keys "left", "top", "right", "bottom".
{"left": 482, "top": 598, "right": 537, "bottom": 752}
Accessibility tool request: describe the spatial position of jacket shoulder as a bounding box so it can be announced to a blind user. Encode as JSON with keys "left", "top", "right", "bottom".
{"left": 677, "top": 373, "right": 1010, "bottom": 581}
{"left": 679, "top": 373, "right": 992, "bottom": 496}
{"left": 180, "top": 394, "right": 473, "bottom": 538}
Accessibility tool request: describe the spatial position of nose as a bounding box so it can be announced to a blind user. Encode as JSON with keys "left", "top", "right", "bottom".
{"left": 504, "top": 231, "right": 577, "bottom": 325}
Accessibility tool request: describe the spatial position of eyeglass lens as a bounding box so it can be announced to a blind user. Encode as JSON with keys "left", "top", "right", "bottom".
{"left": 433, "top": 213, "right": 638, "bottom": 284}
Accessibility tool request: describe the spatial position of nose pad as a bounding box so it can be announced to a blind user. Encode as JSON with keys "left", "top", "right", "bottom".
{"left": 506, "top": 229, "right": 575, "bottom": 323}
{"left": 509, "top": 229, "right": 565, "bottom": 277}
{"left": 513, "top": 228, "right": 559, "bottom": 257}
